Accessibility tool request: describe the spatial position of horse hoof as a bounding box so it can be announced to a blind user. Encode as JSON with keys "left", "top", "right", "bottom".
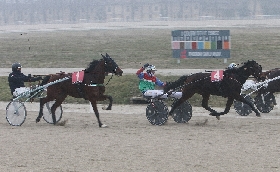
{"left": 216, "top": 116, "right": 220, "bottom": 120}
{"left": 256, "top": 114, "right": 261, "bottom": 117}
{"left": 101, "top": 124, "right": 108, "bottom": 128}
{"left": 36, "top": 119, "right": 40, "bottom": 123}
{"left": 102, "top": 107, "right": 111, "bottom": 110}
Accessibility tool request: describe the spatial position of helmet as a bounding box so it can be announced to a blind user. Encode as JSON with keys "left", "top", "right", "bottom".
{"left": 228, "top": 63, "right": 237, "bottom": 69}
{"left": 146, "top": 65, "right": 157, "bottom": 72}
{"left": 12, "top": 63, "right": 22, "bottom": 72}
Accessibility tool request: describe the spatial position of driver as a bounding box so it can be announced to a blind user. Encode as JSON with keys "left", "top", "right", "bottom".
{"left": 227, "top": 63, "right": 238, "bottom": 70}
{"left": 224, "top": 62, "right": 239, "bottom": 77}
{"left": 8, "top": 62, "right": 42, "bottom": 97}
{"left": 136, "top": 63, "right": 166, "bottom": 98}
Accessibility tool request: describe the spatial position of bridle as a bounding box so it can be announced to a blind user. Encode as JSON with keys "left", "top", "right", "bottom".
{"left": 103, "top": 57, "right": 119, "bottom": 86}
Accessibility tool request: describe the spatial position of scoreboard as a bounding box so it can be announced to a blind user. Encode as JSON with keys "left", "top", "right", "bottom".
{"left": 171, "top": 30, "right": 230, "bottom": 58}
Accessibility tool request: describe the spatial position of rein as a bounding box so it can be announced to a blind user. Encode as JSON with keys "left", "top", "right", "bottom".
{"left": 105, "top": 73, "right": 113, "bottom": 86}
{"left": 169, "top": 75, "right": 211, "bottom": 92}
{"left": 87, "top": 73, "right": 114, "bottom": 87}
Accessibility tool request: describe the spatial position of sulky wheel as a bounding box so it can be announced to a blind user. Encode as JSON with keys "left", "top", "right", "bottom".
{"left": 43, "top": 100, "right": 63, "bottom": 124}
{"left": 146, "top": 100, "right": 169, "bottom": 125}
{"left": 254, "top": 93, "right": 275, "bottom": 113}
{"left": 171, "top": 99, "right": 192, "bottom": 123}
{"left": 234, "top": 94, "right": 253, "bottom": 116}
{"left": 6, "top": 101, "right": 27, "bottom": 126}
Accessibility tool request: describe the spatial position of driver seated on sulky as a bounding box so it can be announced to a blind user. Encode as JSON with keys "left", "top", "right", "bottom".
{"left": 8, "top": 62, "right": 42, "bottom": 98}
{"left": 136, "top": 63, "right": 168, "bottom": 98}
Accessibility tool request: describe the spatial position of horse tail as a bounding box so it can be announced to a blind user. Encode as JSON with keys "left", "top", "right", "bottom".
{"left": 164, "top": 75, "right": 188, "bottom": 93}
{"left": 40, "top": 75, "right": 51, "bottom": 86}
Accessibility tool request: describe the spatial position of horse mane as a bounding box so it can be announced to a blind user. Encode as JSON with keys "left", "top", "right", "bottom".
{"left": 85, "top": 59, "right": 102, "bottom": 72}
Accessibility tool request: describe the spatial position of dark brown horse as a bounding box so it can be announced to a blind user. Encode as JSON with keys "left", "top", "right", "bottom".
{"left": 36, "top": 53, "right": 123, "bottom": 127}
{"left": 259, "top": 68, "right": 280, "bottom": 94}
{"left": 256, "top": 68, "right": 280, "bottom": 107}
{"left": 163, "top": 60, "right": 262, "bottom": 119}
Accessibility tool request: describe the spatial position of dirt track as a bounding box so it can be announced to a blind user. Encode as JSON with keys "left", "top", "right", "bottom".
{"left": 0, "top": 101, "right": 280, "bottom": 172}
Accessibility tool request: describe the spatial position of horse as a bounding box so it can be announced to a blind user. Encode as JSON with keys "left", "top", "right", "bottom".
{"left": 259, "top": 68, "right": 280, "bottom": 94}
{"left": 36, "top": 53, "right": 123, "bottom": 127}
{"left": 256, "top": 68, "right": 280, "bottom": 106}
{"left": 163, "top": 60, "right": 263, "bottom": 119}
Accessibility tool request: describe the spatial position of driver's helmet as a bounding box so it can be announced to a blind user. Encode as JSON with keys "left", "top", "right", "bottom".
{"left": 146, "top": 65, "right": 157, "bottom": 72}
{"left": 12, "top": 63, "right": 22, "bottom": 72}
{"left": 228, "top": 63, "right": 237, "bottom": 69}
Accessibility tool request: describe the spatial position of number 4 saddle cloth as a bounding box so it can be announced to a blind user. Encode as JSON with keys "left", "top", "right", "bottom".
{"left": 211, "top": 70, "right": 224, "bottom": 82}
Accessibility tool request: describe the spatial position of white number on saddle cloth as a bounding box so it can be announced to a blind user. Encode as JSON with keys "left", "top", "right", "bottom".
{"left": 72, "top": 71, "right": 85, "bottom": 84}
{"left": 211, "top": 70, "right": 223, "bottom": 82}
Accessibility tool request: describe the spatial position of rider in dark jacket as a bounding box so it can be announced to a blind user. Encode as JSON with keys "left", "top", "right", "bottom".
{"left": 8, "top": 63, "right": 42, "bottom": 95}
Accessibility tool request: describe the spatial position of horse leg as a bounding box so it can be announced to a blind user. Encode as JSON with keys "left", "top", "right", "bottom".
{"left": 50, "top": 96, "right": 65, "bottom": 125}
{"left": 36, "top": 98, "right": 46, "bottom": 123}
{"left": 36, "top": 97, "right": 54, "bottom": 123}
{"left": 90, "top": 99, "right": 107, "bottom": 128}
{"left": 212, "top": 97, "right": 234, "bottom": 119}
{"left": 201, "top": 94, "right": 218, "bottom": 114}
{"left": 169, "top": 98, "right": 185, "bottom": 115}
{"left": 236, "top": 95, "right": 261, "bottom": 117}
{"left": 169, "top": 91, "right": 194, "bottom": 116}
{"left": 105, "top": 95, "right": 113, "bottom": 110}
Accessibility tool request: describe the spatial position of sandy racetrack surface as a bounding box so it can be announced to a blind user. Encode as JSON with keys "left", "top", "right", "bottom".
{"left": 0, "top": 101, "right": 280, "bottom": 172}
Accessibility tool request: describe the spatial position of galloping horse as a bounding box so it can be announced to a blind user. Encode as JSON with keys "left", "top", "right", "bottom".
{"left": 36, "top": 53, "right": 123, "bottom": 127}
{"left": 163, "top": 60, "right": 262, "bottom": 119}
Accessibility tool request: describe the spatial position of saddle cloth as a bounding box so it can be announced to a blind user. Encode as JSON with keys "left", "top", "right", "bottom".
{"left": 211, "top": 70, "right": 223, "bottom": 82}
{"left": 72, "top": 71, "right": 84, "bottom": 84}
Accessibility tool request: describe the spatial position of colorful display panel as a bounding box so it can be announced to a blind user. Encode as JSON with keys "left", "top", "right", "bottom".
{"left": 171, "top": 30, "right": 230, "bottom": 58}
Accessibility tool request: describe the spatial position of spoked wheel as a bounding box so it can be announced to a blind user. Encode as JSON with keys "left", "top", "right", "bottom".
{"left": 6, "top": 101, "right": 27, "bottom": 126}
{"left": 146, "top": 100, "right": 169, "bottom": 125}
{"left": 234, "top": 94, "right": 253, "bottom": 116}
{"left": 171, "top": 99, "right": 192, "bottom": 123}
{"left": 254, "top": 93, "right": 275, "bottom": 113}
{"left": 43, "top": 101, "right": 63, "bottom": 124}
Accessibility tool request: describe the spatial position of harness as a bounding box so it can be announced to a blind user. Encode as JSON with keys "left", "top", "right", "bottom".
{"left": 70, "top": 71, "right": 114, "bottom": 98}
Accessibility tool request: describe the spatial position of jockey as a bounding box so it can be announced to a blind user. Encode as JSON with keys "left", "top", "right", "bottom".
{"left": 227, "top": 63, "right": 238, "bottom": 69}
{"left": 136, "top": 63, "right": 165, "bottom": 97}
{"left": 8, "top": 62, "right": 42, "bottom": 97}
{"left": 224, "top": 63, "right": 238, "bottom": 78}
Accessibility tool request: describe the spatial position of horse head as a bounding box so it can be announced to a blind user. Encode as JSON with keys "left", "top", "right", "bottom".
{"left": 258, "top": 71, "right": 270, "bottom": 82}
{"left": 101, "top": 53, "right": 123, "bottom": 76}
{"left": 241, "top": 60, "right": 262, "bottom": 79}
